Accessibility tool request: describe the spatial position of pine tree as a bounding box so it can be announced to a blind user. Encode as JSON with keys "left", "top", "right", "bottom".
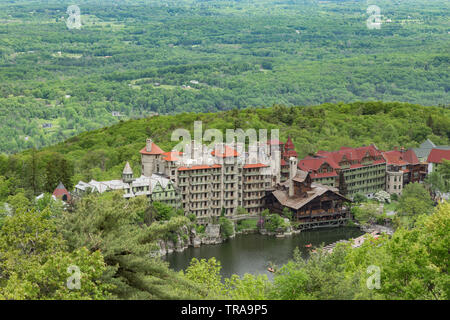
{"left": 58, "top": 192, "right": 204, "bottom": 299}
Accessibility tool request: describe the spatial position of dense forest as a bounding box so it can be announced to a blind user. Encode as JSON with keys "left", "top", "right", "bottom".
{"left": 0, "top": 0, "right": 448, "bottom": 153}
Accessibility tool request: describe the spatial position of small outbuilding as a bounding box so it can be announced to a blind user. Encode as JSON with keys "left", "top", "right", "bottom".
{"left": 52, "top": 182, "right": 71, "bottom": 202}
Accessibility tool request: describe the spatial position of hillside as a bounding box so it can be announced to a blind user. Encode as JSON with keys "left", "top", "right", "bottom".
{"left": 0, "top": 0, "right": 449, "bottom": 153}
{"left": 1, "top": 101, "right": 449, "bottom": 199}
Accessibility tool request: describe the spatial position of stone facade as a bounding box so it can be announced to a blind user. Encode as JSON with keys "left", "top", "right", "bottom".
{"left": 139, "top": 139, "right": 281, "bottom": 223}
{"left": 385, "top": 170, "right": 403, "bottom": 195}
{"left": 74, "top": 162, "right": 180, "bottom": 208}
{"left": 382, "top": 147, "right": 426, "bottom": 195}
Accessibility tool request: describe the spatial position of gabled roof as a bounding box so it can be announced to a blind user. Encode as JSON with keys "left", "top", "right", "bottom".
{"left": 421, "top": 139, "right": 436, "bottom": 149}
{"left": 298, "top": 157, "right": 339, "bottom": 171}
{"left": 149, "top": 174, "right": 172, "bottom": 189}
{"left": 403, "top": 149, "right": 420, "bottom": 165}
{"left": 299, "top": 145, "right": 385, "bottom": 173}
{"left": 427, "top": 149, "right": 450, "bottom": 164}
{"left": 413, "top": 139, "right": 450, "bottom": 160}
{"left": 292, "top": 170, "right": 309, "bottom": 183}
{"left": 140, "top": 141, "right": 165, "bottom": 155}
{"left": 383, "top": 149, "right": 420, "bottom": 166}
{"left": 382, "top": 150, "right": 408, "bottom": 166}
{"left": 272, "top": 183, "right": 348, "bottom": 210}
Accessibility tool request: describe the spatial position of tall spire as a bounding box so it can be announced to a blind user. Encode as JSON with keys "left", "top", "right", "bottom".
{"left": 284, "top": 136, "right": 298, "bottom": 159}
{"left": 123, "top": 161, "right": 133, "bottom": 175}
{"left": 122, "top": 161, "right": 134, "bottom": 183}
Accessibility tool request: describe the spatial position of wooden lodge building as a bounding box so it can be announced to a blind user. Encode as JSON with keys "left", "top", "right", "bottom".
{"left": 266, "top": 158, "right": 351, "bottom": 230}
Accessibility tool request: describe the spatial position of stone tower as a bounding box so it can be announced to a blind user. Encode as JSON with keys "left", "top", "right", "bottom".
{"left": 140, "top": 138, "right": 165, "bottom": 177}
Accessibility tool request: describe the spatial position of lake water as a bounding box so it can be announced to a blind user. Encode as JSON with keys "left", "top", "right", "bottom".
{"left": 166, "top": 227, "right": 363, "bottom": 279}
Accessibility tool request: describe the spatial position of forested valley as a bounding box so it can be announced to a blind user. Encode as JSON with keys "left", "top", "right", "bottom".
{"left": 0, "top": 0, "right": 449, "bottom": 302}
{"left": 0, "top": 0, "right": 448, "bottom": 153}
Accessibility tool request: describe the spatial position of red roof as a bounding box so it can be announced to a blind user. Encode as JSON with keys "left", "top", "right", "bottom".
{"left": 283, "top": 136, "right": 298, "bottom": 158}
{"left": 162, "top": 151, "right": 182, "bottom": 162}
{"left": 299, "top": 145, "right": 385, "bottom": 174}
{"left": 178, "top": 164, "right": 222, "bottom": 171}
{"left": 284, "top": 136, "right": 295, "bottom": 149}
{"left": 315, "top": 145, "right": 383, "bottom": 164}
{"left": 427, "top": 149, "right": 450, "bottom": 164}
{"left": 383, "top": 149, "right": 419, "bottom": 166}
{"left": 211, "top": 145, "right": 239, "bottom": 158}
{"left": 52, "top": 182, "right": 71, "bottom": 201}
{"left": 243, "top": 163, "right": 268, "bottom": 169}
{"left": 298, "top": 157, "right": 340, "bottom": 171}
{"left": 140, "top": 141, "right": 165, "bottom": 155}
{"left": 403, "top": 149, "right": 419, "bottom": 165}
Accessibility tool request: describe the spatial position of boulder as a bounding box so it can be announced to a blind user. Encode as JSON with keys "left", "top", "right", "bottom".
{"left": 166, "top": 240, "right": 174, "bottom": 254}
{"left": 193, "top": 236, "right": 202, "bottom": 248}
{"left": 158, "top": 240, "right": 167, "bottom": 256}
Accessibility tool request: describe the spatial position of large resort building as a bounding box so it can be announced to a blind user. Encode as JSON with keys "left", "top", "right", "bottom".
{"left": 74, "top": 136, "right": 446, "bottom": 224}
{"left": 297, "top": 145, "right": 386, "bottom": 197}
{"left": 75, "top": 137, "right": 296, "bottom": 223}
{"left": 140, "top": 139, "right": 279, "bottom": 222}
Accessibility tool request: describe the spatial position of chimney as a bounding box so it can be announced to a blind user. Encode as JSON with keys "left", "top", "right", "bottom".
{"left": 289, "top": 157, "right": 298, "bottom": 198}
{"left": 289, "top": 157, "right": 298, "bottom": 179}
{"left": 146, "top": 138, "right": 153, "bottom": 152}
{"left": 289, "top": 180, "right": 294, "bottom": 198}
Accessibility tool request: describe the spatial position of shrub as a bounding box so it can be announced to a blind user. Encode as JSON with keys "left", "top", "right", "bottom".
{"left": 265, "top": 214, "right": 287, "bottom": 232}
{"left": 187, "top": 213, "right": 197, "bottom": 222}
{"left": 219, "top": 217, "right": 234, "bottom": 239}
{"left": 353, "top": 193, "right": 368, "bottom": 203}
{"left": 195, "top": 224, "right": 205, "bottom": 234}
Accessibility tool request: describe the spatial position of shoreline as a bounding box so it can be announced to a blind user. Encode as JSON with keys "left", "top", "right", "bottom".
{"left": 157, "top": 223, "right": 367, "bottom": 257}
